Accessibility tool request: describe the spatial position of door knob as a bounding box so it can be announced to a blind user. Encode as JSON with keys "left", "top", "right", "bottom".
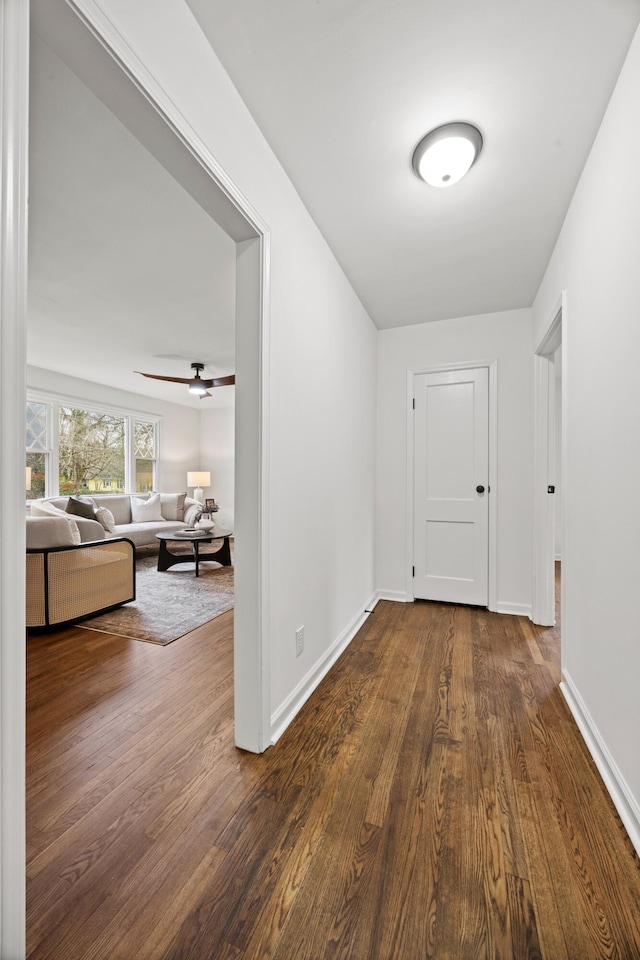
{"left": 476, "top": 485, "right": 485, "bottom": 494}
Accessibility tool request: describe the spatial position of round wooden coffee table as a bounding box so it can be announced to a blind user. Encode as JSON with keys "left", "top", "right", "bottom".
{"left": 155, "top": 528, "right": 233, "bottom": 578}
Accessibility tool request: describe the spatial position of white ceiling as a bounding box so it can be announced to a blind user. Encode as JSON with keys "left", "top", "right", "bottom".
{"left": 28, "top": 32, "right": 237, "bottom": 409}
{"left": 27, "top": 1, "right": 640, "bottom": 408}
{"left": 186, "top": 0, "right": 640, "bottom": 328}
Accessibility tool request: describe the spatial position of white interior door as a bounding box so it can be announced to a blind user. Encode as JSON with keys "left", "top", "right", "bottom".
{"left": 414, "top": 367, "right": 489, "bottom": 605}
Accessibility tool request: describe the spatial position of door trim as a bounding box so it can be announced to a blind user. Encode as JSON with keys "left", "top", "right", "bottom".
{"left": 406, "top": 360, "right": 498, "bottom": 611}
{"left": 0, "top": 2, "right": 29, "bottom": 954}
{"left": 532, "top": 292, "right": 566, "bottom": 626}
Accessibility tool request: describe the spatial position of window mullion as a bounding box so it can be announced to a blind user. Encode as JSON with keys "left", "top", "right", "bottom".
{"left": 49, "top": 401, "right": 60, "bottom": 497}
{"left": 125, "top": 416, "right": 134, "bottom": 493}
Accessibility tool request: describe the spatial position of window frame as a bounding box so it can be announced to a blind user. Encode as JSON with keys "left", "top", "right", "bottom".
{"left": 26, "top": 389, "right": 161, "bottom": 498}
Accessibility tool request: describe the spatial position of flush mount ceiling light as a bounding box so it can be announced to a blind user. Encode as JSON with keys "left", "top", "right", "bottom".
{"left": 412, "top": 122, "right": 483, "bottom": 188}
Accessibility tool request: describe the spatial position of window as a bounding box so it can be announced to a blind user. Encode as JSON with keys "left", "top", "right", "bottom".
{"left": 26, "top": 401, "right": 50, "bottom": 500}
{"left": 26, "top": 395, "right": 159, "bottom": 498}
{"left": 134, "top": 420, "right": 156, "bottom": 492}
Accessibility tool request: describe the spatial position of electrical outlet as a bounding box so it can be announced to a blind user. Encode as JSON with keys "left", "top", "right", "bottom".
{"left": 295, "top": 625, "right": 304, "bottom": 657}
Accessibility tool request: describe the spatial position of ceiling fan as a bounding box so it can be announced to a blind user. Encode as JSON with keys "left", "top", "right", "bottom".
{"left": 135, "top": 361, "right": 235, "bottom": 398}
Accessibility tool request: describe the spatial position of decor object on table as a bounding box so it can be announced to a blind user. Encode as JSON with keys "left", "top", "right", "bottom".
{"left": 135, "top": 361, "right": 235, "bottom": 398}
{"left": 195, "top": 515, "right": 215, "bottom": 532}
{"left": 196, "top": 497, "right": 219, "bottom": 531}
{"left": 187, "top": 471, "right": 210, "bottom": 505}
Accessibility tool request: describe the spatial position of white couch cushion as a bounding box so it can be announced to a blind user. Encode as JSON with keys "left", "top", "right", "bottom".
{"left": 131, "top": 493, "right": 164, "bottom": 522}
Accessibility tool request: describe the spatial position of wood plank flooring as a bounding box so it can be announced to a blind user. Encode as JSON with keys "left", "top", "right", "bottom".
{"left": 27, "top": 573, "right": 640, "bottom": 959}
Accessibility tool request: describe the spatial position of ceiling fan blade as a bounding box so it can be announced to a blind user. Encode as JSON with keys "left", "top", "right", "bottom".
{"left": 201, "top": 374, "right": 236, "bottom": 388}
{"left": 135, "top": 371, "right": 192, "bottom": 384}
{"left": 199, "top": 391, "right": 213, "bottom": 400}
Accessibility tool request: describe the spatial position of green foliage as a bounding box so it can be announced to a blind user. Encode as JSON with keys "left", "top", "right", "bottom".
{"left": 58, "top": 407, "right": 125, "bottom": 494}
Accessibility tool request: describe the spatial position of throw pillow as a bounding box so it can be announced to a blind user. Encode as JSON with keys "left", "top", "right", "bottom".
{"left": 131, "top": 493, "right": 164, "bottom": 522}
{"left": 160, "top": 491, "right": 187, "bottom": 521}
{"left": 66, "top": 496, "right": 97, "bottom": 520}
{"left": 95, "top": 506, "right": 116, "bottom": 533}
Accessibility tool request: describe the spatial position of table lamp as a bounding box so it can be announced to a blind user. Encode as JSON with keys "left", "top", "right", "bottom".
{"left": 187, "top": 471, "right": 210, "bottom": 505}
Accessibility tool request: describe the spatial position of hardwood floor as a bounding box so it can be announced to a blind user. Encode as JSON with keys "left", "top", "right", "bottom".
{"left": 27, "top": 578, "right": 640, "bottom": 959}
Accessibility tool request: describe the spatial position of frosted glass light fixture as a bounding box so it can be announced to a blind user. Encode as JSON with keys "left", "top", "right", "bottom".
{"left": 187, "top": 471, "right": 211, "bottom": 504}
{"left": 412, "top": 122, "right": 483, "bottom": 188}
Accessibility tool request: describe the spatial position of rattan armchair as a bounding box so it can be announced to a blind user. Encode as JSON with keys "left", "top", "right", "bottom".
{"left": 26, "top": 518, "right": 135, "bottom": 628}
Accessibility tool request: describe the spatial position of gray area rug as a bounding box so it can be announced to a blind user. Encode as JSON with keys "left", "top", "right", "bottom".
{"left": 82, "top": 551, "right": 234, "bottom": 645}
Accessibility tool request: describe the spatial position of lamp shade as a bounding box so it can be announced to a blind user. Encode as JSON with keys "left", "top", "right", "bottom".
{"left": 187, "top": 471, "right": 211, "bottom": 488}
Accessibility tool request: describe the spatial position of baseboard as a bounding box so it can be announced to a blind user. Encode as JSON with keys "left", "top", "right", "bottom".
{"left": 376, "top": 594, "right": 531, "bottom": 615}
{"left": 269, "top": 593, "right": 377, "bottom": 744}
{"left": 561, "top": 672, "right": 640, "bottom": 857}
{"left": 496, "top": 601, "right": 532, "bottom": 618}
{"left": 375, "top": 589, "right": 413, "bottom": 603}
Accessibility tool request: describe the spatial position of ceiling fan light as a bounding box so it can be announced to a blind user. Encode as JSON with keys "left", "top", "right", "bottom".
{"left": 189, "top": 381, "right": 208, "bottom": 396}
{"left": 412, "top": 122, "right": 483, "bottom": 188}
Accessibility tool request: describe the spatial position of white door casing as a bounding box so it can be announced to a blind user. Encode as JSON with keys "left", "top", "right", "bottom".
{"left": 532, "top": 293, "right": 565, "bottom": 627}
{"left": 413, "top": 367, "right": 489, "bottom": 605}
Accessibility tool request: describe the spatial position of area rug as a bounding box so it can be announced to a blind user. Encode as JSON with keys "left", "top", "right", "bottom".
{"left": 81, "top": 552, "right": 234, "bottom": 645}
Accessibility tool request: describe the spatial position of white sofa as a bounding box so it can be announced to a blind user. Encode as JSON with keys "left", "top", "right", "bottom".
{"left": 30, "top": 491, "right": 202, "bottom": 548}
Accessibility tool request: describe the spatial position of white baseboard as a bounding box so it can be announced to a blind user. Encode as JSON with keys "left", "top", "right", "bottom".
{"left": 269, "top": 593, "right": 377, "bottom": 744}
{"left": 376, "top": 593, "right": 531, "bottom": 616}
{"left": 561, "top": 672, "right": 640, "bottom": 857}
{"left": 375, "top": 589, "right": 413, "bottom": 603}
{"left": 496, "top": 601, "right": 532, "bottom": 618}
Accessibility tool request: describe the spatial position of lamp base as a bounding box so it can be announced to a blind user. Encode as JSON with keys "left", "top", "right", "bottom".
{"left": 193, "top": 487, "right": 205, "bottom": 505}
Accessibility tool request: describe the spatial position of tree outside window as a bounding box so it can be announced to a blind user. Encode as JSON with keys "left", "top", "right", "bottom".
{"left": 58, "top": 407, "right": 125, "bottom": 494}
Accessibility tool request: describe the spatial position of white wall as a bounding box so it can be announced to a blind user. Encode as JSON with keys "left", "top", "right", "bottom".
{"left": 27, "top": 365, "right": 201, "bottom": 493}
{"left": 88, "top": 0, "right": 378, "bottom": 731}
{"left": 376, "top": 308, "right": 533, "bottom": 613}
{"left": 533, "top": 24, "right": 640, "bottom": 847}
{"left": 199, "top": 400, "right": 235, "bottom": 529}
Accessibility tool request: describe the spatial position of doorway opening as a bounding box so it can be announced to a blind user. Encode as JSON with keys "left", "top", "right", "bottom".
{"left": 28, "top": 0, "right": 271, "bottom": 752}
